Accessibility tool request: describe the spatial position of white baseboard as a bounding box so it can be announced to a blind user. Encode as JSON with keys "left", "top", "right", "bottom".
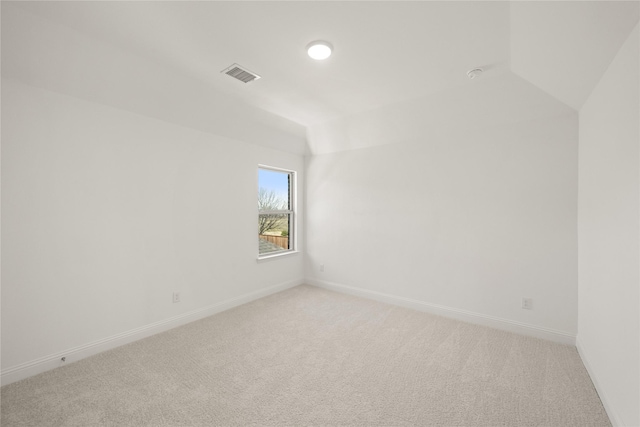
{"left": 576, "top": 337, "right": 620, "bottom": 426}
{"left": 1, "top": 279, "right": 303, "bottom": 386}
{"left": 307, "top": 278, "right": 576, "bottom": 345}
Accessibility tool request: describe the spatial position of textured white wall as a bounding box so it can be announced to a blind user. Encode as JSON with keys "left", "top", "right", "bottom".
{"left": 1, "top": 79, "right": 305, "bottom": 375}
{"left": 577, "top": 24, "right": 639, "bottom": 427}
{"left": 306, "top": 109, "right": 579, "bottom": 337}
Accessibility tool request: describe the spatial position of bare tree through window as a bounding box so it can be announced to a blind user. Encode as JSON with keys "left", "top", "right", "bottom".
{"left": 258, "top": 167, "right": 294, "bottom": 256}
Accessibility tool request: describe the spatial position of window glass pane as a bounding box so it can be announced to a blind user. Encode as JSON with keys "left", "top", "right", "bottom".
{"left": 258, "top": 166, "right": 294, "bottom": 257}
{"left": 258, "top": 213, "right": 290, "bottom": 255}
{"left": 258, "top": 169, "right": 290, "bottom": 210}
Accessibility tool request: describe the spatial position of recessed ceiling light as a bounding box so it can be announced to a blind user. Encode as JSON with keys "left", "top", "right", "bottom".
{"left": 307, "top": 40, "right": 333, "bottom": 60}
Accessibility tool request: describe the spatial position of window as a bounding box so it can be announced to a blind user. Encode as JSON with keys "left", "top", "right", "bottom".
{"left": 258, "top": 166, "right": 295, "bottom": 257}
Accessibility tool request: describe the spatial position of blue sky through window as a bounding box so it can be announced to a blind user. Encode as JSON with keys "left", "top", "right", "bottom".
{"left": 259, "top": 168, "right": 289, "bottom": 202}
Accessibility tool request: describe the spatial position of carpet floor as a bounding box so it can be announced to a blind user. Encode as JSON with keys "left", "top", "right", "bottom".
{"left": 1, "top": 284, "right": 610, "bottom": 426}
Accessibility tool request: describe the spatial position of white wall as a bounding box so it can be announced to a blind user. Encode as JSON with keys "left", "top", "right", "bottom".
{"left": 1, "top": 78, "right": 305, "bottom": 383}
{"left": 1, "top": 3, "right": 307, "bottom": 384}
{"left": 305, "top": 78, "right": 579, "bottom": 341}
{"left": 577, "top": 24, "right": 639, "bottom": 427}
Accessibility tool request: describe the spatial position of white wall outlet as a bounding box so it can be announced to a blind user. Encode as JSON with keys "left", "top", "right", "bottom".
{"left": 320, "top": 264, "right": 324, "bottom": 272}
{"left": 522, "top": 298, "right": 533, "bottom": 310}
{"left": 173, "top": 292, "right": 181, "bottom": 303}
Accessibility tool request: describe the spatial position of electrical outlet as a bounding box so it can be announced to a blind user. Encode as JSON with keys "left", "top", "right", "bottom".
{"left": 173, "top": 292, "right": 181, "bottom": 303}
{"left": 320, "top": 264, "right": 324, "bottom": 272}
{"left": 522, "top": 298, "right": 533, "bottom": 310}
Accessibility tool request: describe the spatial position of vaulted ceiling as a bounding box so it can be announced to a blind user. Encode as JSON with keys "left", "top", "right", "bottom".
{"left": 2, "top": 1, "right": 639, "bottom": 139}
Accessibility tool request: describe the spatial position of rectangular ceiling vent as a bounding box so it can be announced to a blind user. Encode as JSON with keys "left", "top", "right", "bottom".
{"left": 221, "top": 63, "right": 261, "bottom": 83}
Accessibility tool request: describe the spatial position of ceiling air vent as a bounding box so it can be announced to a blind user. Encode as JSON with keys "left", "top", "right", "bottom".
{"left": 221, "top": 63, "right": 261, "bottom": 83}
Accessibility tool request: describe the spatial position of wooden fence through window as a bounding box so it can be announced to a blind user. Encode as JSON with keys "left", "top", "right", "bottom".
{"left": 259, "top": 234, "right": 289, "bottom": 249}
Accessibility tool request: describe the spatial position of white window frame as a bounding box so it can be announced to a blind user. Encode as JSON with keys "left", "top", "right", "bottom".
{"left": 257, "top": 165, "right": 296, "bottom": 260}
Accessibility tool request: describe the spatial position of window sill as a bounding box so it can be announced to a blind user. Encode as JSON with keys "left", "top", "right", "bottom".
{"left": 256, "top": 251, "right": 300, "bottom": 263}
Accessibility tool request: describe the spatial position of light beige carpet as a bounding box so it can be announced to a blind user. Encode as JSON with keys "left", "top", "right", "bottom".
{"left": 1, "top": 285, "right": 610, "bottom": 426}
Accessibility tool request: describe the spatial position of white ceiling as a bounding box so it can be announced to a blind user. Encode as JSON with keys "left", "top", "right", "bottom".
{"left": 3, "top": 1, "right": 639, "bottom": 129}
{"left": 510, "top": 1, "right": 640, "bottom": 110}
{"left": 307, "top": 71, "right": 576, "bottom": 154}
